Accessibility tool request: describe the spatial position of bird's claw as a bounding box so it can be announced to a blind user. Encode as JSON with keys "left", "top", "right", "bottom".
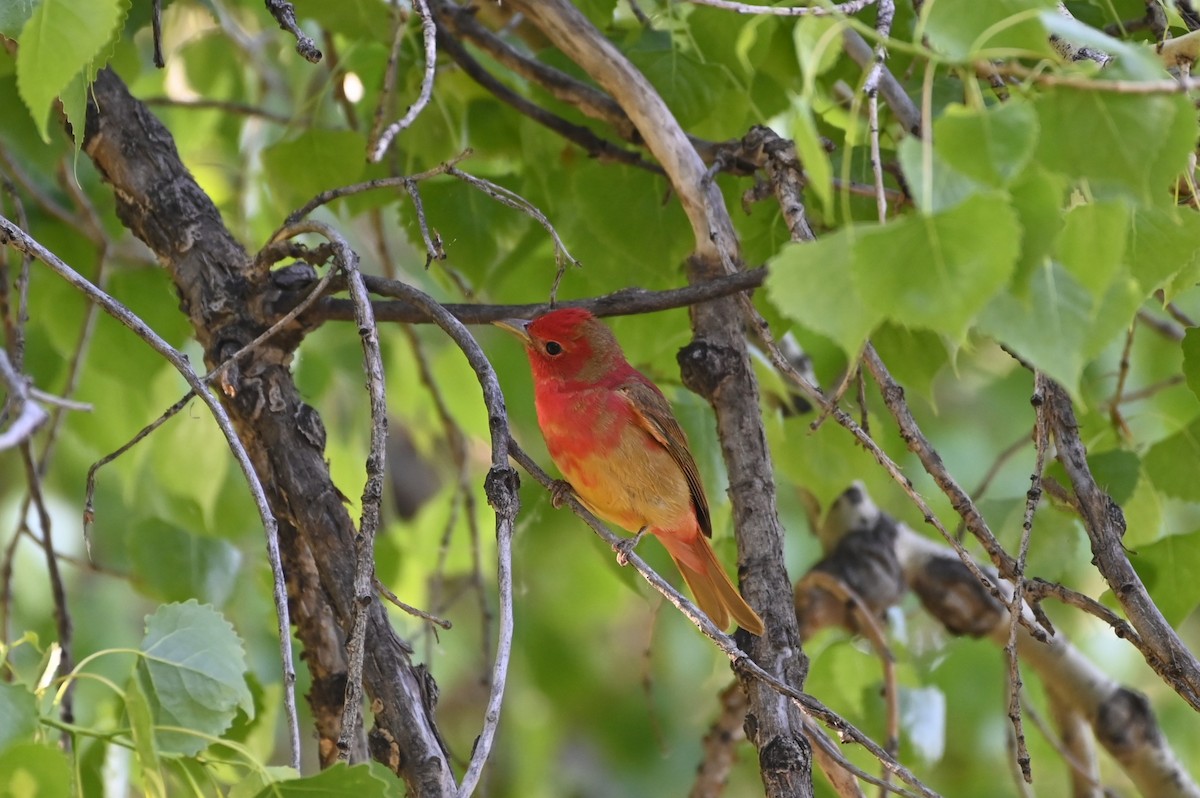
{"left": 549, "top": 479, "right": 574, "bottom": 509}
{"left": 614, "top": 527, "right": 647, "bottom": 566}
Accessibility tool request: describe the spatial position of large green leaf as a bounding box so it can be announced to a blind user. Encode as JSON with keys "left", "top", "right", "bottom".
{"left": 0, "top": 682, "right": 38, "bottom": 749}
{"left": 978, "top": 263, "right": 1138, "bottom": 396}
{"left": 0, "top": 0, "right": 37, "bottom": 40}
{"left": 0, "top": 742, "right": 72, "bottom": 794}
{"left": 262, "top": 130, "right": 367, "bottom": 213}
{"left": 1127, "top": 206, "right": 1200, "bottom": 294}
{"left": 933, "top": 102, "right": 1038, "bottom": 189}
{"left": 135, "top": 601, "right": 253, "bottom": 756}
{"left": 250, "top": 763, "right": 392, "bottom": 798}
{"left": 853, "top": 193, "right": 1019, "bottom": 341}
{"left": 766, "top": 232, "right": 873, "bottom": 356}
{"left": 1034, "top": 89, "right": 1196, "bottom": 201}
{"left": 127, "top": 519, "right": 243, "bottom": 604}
{"left": 16, "top": 0, "right": 124, "bottom": 140}
{"left": 1144, "top": 419, "right": 1200, "bottom": 501}
{"left": 1131, "top": 531, "right": 1200, "bottom": 626}
{"left": 1055, "top": 200, "right": 1127, "bottom": 300}
{"left": 923, "top": 0, "right": 1056, "bottom": 60}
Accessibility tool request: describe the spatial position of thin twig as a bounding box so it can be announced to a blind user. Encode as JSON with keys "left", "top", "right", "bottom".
{"left": 375, "top": 576, "right": 453, "bottom": 629}
{"left": 272, "top": 222, "right": 388, "bottom": 764}
{"left": 370, "top": 0, "right": 437, "bottom": 162}
{"left": 1004, "top": 374, "right": 1049, "bottom": 784}
{"left": 684, "top": 0, "right": 877, "bottom": 15}
{"left": 264, "top": 0, "right": 322, "bottom": 62}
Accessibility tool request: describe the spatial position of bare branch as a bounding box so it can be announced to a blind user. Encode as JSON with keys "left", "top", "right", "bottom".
{"left": 264, "top": 0, "right": 322, "bottom": 63}
{"left": 371, "top": 0, "right": 438, "bottom": 161}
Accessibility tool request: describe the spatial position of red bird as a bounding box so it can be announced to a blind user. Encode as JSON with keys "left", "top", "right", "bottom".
{"left": 496, "top": 308, "right": 764, "bottom": 635}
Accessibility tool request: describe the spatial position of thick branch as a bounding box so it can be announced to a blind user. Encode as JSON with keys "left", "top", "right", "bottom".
{"left": 82, "top": 67, "right": 454, "bottom": 793}
{"left": 1042, "top": 380, "right": 1200, "bottom": 712}
{"left": 504, "top": 3, "right": 812, "bottom": 796}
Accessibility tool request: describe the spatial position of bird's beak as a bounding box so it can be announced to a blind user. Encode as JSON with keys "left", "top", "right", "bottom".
{"left": 492, "top": 318, "right": 532, "bottom": 345}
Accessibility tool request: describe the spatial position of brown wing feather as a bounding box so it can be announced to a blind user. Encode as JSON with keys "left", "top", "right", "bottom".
{"left": 617, "top": 381, "right": 713, "bottom": 538}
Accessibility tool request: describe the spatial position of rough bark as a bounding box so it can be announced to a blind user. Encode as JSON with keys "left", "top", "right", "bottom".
{"left": 83, "top": 68, "right": 454, "bottom": 794}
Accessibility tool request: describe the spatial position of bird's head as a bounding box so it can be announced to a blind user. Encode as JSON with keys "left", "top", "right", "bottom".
{"left": 494, "top": 308, "right": 627, "bottom": 385}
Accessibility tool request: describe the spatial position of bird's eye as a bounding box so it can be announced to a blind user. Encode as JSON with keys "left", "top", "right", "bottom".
{"left": 545, "top": 341, "right": 563, "bottom": 356}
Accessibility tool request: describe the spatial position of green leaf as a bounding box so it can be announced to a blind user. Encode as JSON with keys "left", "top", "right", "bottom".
{"left": 1122, "top": 467, "right": 1165, "bottom": 548}
{"left": 853, "top": 194, "right": 1019, "bottom": 341}
{"left": 767, "top": 233, "right": 874, "bottom": 356}
{"left": 125, "top": 675, "right": 166, "bottom": 798}
{"left": 0, "top": 682, "right": 39, "bottom": 749}
{"left": 0, "top": 0, "right": 37, "bottom": 40}
{"left": 1128, "top": 206, "right": 1200, "bottom": 295}
{"left": 1131, "top": 531, "right": 1200, "bottom": 625}
{"left": 896, "top": 135, "right": 983, "bottom": 214}
{"left": 148, "top": 409, "right": 231, "bottom": 528}
{"left": 1184, "top": 329, "right": 1200, "bottom": 405}
{"left": 128, "top": 519, "right": 242, "bottom": 605}
{"left": 1087, "top": 449, "right": 1141, "bottom": 505}
{"left": 0, "top": 742, "right": 72, "bottom": 794}
{"left": 790, "top": 99, "right": 832, "bottom": 215}
{"left": 1034, "top": 89, "right": 1196, "bottom": 201}
{"left": 934, "top": 102, "right": 1038, "bottom": 189}
{"left": 250, "top": 762, "right": 393, "bottom": 797}
{"left": 1007, "top": 167, "right": 1065, "bottom": 290}
{"left": 16, "top": 0, "right": 123, "bottom": 140}
{"left": 869, "top": 324, "right": 948, "bottom": 404}
{"left": 136, "top": 601, "right": 253, "bottom": 756}
{"left": 977, "top": 263, "right": 1136, "bottom": 396}
{"left": 1055, "top": 200, "right": 1128, "bottom": 300}
{"left": 923, "top": 0, "right": 1056, "bottom": 60}
{"left": 262, "top": 130, "right": 367, "bottom": 212}
{"left": 1144, "top": 420, "right": 1200, "bottom": 501}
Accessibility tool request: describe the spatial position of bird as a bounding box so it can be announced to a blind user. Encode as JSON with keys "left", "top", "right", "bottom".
{"left": 495, "top": 308, "right": 765, "bottom": 636}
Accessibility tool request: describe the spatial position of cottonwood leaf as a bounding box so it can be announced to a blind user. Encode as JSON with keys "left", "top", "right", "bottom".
{"left": 136, "top": 601, "right": 253, "bottom": 756}
{"left": 1035, "top": 89, "right": 1196, "bottom": 201}
{"left": 978, "top": 261, "right": 1087, "bottom": 390}
{"left": 1128, "top": 206, "right": 1200, "bottom": 295}
{"left": 0, "top": 742, "right": 72, "bottom": 794}
{"left": 1184, "top": 329, "right": 1200, "bottom": 405}
{"left": 766, "top": 232, "right": 873, "bottom": 356}
{"left": 16, "top": 0, "right": 123, "bottom": 140}
{"left": 250, "top": 763, "right": 391, "bottom": 797}
{"left": 1055, "top": 200, "right": 1127, "bottom": 300}
{"left": 933, "top": 102, "right": 1038, "bottom": 188}
{"left": 1130, "top": 531, "right": 1200, "bottom": 625}
{"left": 262, "top": 130, "right": 366, "bottom": 212}
{"left": 924, "top": 0, "right": 1056, "bottom": 60}
{"left": 1144, "top": 420, "right": 1200, "bottom": 501}
{"left": 0, "top": 682, "right": 38, "bottom": 749}
{"left": 128, "top": 520, "right": 242, "bottom": 605}
{"left": 0, "top": 0, "right": 37, "bottom": 40}
{"left": 853, "top": 193, "right": 1019, "bottom": 342}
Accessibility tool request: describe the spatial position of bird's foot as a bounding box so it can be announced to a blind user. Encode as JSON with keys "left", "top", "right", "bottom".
{"left": 549, "top": 479, "right": 574, "bottom": 509}
{"left": 614, "top": 527, "right": 647, "bottom": 567}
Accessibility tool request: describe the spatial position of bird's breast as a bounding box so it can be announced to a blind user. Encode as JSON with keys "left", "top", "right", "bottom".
{"left": 533, "top": 384, "right": 694, "bottom": 534}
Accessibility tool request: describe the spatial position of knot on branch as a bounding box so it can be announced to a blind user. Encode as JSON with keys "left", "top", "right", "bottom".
{"left": 678, "top": 340, "right": 741, "bottom": 400}
{"left": 759, "top": 732, "right": 810, "bottom": 775}
{"left": 484, "top": 464, "right": 521, "bottom": 517}
{"left": 910, "top": 556, "right": 1004, "bottom": 637}
{"left": 1096, "top": 687, "right": 1158, "bottom": 753}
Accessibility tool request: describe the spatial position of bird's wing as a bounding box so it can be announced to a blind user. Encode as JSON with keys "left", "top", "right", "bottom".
{"left": 617, "top": 380, "right": 712, "bottom": 538}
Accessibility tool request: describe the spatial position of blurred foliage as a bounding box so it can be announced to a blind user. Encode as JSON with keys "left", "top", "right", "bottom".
{"left": 3, "top": 0, "right": 1200, "bottom": 795}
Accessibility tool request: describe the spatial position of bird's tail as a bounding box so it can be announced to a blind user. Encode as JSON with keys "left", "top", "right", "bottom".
{"left": 659, "top": 532, "right": 765, "bottom": 636}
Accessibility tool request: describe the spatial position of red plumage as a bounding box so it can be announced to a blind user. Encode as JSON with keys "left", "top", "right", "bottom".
{"left": 500, "top": 308, "right": 764, "bottom": 635}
